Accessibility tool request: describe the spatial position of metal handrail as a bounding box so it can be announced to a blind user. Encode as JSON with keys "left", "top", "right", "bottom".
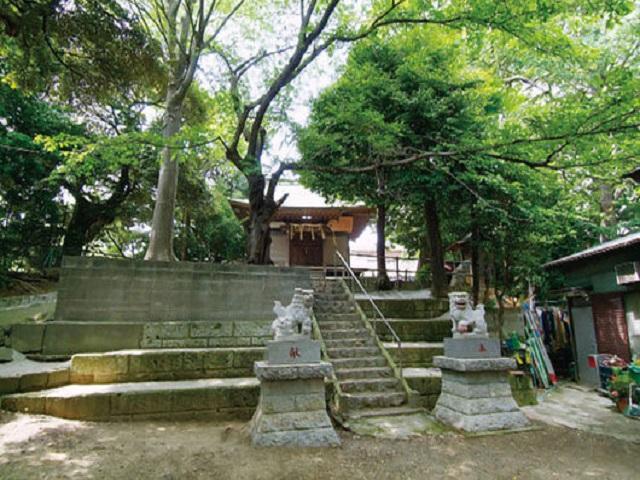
{"left": 333, "top": 250, "right": 403, "bottom": 378}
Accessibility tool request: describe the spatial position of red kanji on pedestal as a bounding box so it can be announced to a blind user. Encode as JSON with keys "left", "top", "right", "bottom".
{"left": 478, "top": 343, "right": 487, "bottom": 353}
{"left": 289, "top": 347, "right": 301, "bottom": 359}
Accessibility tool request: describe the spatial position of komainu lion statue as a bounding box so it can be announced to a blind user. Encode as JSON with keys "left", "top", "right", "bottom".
{"left": 448, "top": 292, "right": 488, "bottom": 337}
{"left": 272, "top": 288, "right": 314, "bottom": 340}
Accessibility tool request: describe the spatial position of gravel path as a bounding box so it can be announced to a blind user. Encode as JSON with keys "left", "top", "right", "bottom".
{"left": 0, "top": 411, "right": 637, "bottom": 480}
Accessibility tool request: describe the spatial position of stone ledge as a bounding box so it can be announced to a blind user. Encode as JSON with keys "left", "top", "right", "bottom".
{"left": 437, "top": 392, "right": 520, "bottom": 415}
{"left": 251, "top": 427, "right": 340, "bottom": 447}
{"left": 434, "top": 404, "right": 529, "bottom": 433}
{"left": 254, "top": 361, "right": 333, "bottom": 381}
{"left": 433, "top": 356, "right": 516, "bottom": 372}
{"left": 1, "top": 377, "right": 260, "bottom": 420}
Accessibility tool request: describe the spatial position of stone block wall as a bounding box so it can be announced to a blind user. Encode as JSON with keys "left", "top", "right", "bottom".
{"left": 70, "top": 348, "right": 264, "bottom": 384}
{"left": 141, "top": 321, "right": 272, "bottom": 348}
{"left": 55, "top": 257, "right": 312, "bottom": 323}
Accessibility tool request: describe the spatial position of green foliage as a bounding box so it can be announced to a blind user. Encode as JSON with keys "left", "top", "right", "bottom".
{"left": 0, "top": 0, "right": 162, "bottom": 102}
{"left": 298, "top": 12, "right": 637, "bottom": 298}
{"left": 174, "top": 182, "right": 246, "bottom": 263}
{"left": 0, "top": 83, "right": 79, "bottom": 271}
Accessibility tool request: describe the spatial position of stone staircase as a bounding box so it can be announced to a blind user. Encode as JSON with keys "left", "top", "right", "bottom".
{"left": 1, "top": 347, "right": 262, "bottom": 420}
{"left": 357, "top": 295, "right": 451, "bottom": 410}
{"left": 312, "top": 277, "right": 419, "bottom": 421}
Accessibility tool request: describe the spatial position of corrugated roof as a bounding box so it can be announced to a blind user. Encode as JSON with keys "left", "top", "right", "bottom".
{"left": 545, "top": 231, "right": 640, "bottom": 268}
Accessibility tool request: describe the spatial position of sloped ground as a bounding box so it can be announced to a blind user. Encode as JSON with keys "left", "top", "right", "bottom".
{"left": 0, "top": 412, "right": 637, "bottom": 480}
{"left": 523, "top": 383, "right": 640, "bottom": 444}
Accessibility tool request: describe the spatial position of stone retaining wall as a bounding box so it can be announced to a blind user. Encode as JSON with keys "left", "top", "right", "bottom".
{"left": 141, "top": 320, "right": 272, "bottom": 348}
{"left": 358, "top": 298, "right": 449, "bottom": 319}
{"left": 70, "top": 347, "right": 264, "bottom": 384}
{"left": 0, "top": 292, "right": 57, "bottom": 309}
{"left": 8, "top": 258, "right": 312, "bottom": 355}
{"left": 55, "top": 257, "right": 312, "bottom": 323}
{"left": 372, "top": 318, "right": 451, "bottom": 342}
{"left": 8, "top": 320, "right": 274, "bottom": 355}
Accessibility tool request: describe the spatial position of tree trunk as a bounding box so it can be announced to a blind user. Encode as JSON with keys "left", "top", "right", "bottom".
{"left": 62, "top": 198, "right": 116, "bottom": 257}
{"left": 180, "top": 209, "right": 190, "bottom": 261}
{"left": 424, "top": 198, "right": 447, "bottom": 298}
{"left": 145, "top": 96, "right": 182, "bottom": 261}
{"left": 471, "top": 222, "right": 481, "bottom": 307}
{"left": 599, "top": 183, "right": 615, "bottom": 242}
{"left": 497, "top": 293, "right": 506, "bottom": 341}
{"left": 246, "top": 174, "right": 278, "bottom": 264}
{"left": 376, "top": 204, "right": 391, "bottom": 290}
{"left": 62, "top": 201, "right": 89, "bottom": 257}
{"left": 418, "top": 229, "right": 430, "bottom": 271}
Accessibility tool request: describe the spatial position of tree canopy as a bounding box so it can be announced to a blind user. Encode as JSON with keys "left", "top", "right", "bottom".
{"left": 0, "top": 0, "right": 638, "bottom": 301}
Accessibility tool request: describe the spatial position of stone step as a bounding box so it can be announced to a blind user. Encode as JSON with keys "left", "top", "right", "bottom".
{"left": 69, "top": 348, "right": 265, "bottom": 384}
{"left": 330, "top": 356, "right": 387, "bottom": 369}
{"left": 315, "top": 292, "right": 351, "bottom": 302}
{"left": 372, "top": 318, "right": 452, "bottom": 342}
{"left": 339, "top": 378, "right": 400, "bottom": 394}
{"left": 340, "top": 391, "right": 406, "bottom": 410}
{"left": 314, "top": 303, "right": 356, "bottom": 314}
{"left": 1, "top": 377, "right": 260, "bottom": 421}
{"left": 402, "top": 367, "right": 443, "bottom": 411}
{"left": 0, "top": 360, "right": 70, "bottom": 395}
{"left": 316, "top": 313, "right": 362, "bottom": 323}
{"left": 383, "top": 342, "right": 444, "bottom": 368}
{"left": 321, "top": 329, "right": 370, "bottom": 340}
{"left": 335, "top": 367, "right": 394, "bottom": 380}
{"left": 343, "top": 406, "right": 425, "bottom": 420}
{"left": 324, "top": 337, "right": 374, "bottom": 348}
{"left": 317, "top": 321, "right": 363, "bottom": 331}
{"left": 327, "top": 347, "right": 380, "bottom": 359}
{"left": 312, "top": 281, "right": 345, "bottom": 293}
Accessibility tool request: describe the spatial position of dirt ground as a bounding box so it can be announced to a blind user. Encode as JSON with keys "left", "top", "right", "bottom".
{"left": 0, "top": 412, "right": 637, "bottom": 480}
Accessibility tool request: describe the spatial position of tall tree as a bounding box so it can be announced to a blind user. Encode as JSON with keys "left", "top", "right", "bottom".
{"left": 298, "top": 30, "right": 487, "bottom": 294}
{"left": 208, "top": 0, "right": 631, "bottom": 263}
{"left": 130, "top": 0, "right": 245, "bottom": 261}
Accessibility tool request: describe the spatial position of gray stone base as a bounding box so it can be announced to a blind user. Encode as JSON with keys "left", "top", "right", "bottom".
{"left": 250, "top": 409, "right": 340, "bottom": 447}
{"left": 433, "top": 356, "right": 530, "bottom": 433}
{"left": 434, "top": 405, "right": 529, "bottom": 432}
{"left": 251, "top": 361, "right": 340, "bottom": 447}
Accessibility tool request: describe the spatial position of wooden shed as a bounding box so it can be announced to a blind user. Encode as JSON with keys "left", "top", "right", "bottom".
{"left": 545, "top": 232, "right": 640, "bottom": 384}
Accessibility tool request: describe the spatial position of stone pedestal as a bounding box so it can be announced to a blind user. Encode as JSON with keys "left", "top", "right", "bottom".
{"left": 433, "top": 344, "right": 530, "bottom": 433}
{"left": 250, "top": 360, "right": 340, "bottom": 447}
{"left": 266, "top": 338, "right": 320, "bottom": 364}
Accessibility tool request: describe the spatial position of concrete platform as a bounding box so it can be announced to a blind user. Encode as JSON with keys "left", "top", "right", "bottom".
{"left": 345, "top": 412, "right": 448, "bottom": 439}
{"left": 1, "top": 377, "right": 260, "bottom": 421}
{"left": 523, "top": 384, "right": 640, "bottom": 444}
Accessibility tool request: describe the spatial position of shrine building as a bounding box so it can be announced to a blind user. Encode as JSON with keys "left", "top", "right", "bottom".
{"left": 230, "top": 184, "right": 374, "bottom": 267}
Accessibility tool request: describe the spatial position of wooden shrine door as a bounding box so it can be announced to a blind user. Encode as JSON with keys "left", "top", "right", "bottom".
{"left": 290, "top": 232, "right": 323, "bottom": 266}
